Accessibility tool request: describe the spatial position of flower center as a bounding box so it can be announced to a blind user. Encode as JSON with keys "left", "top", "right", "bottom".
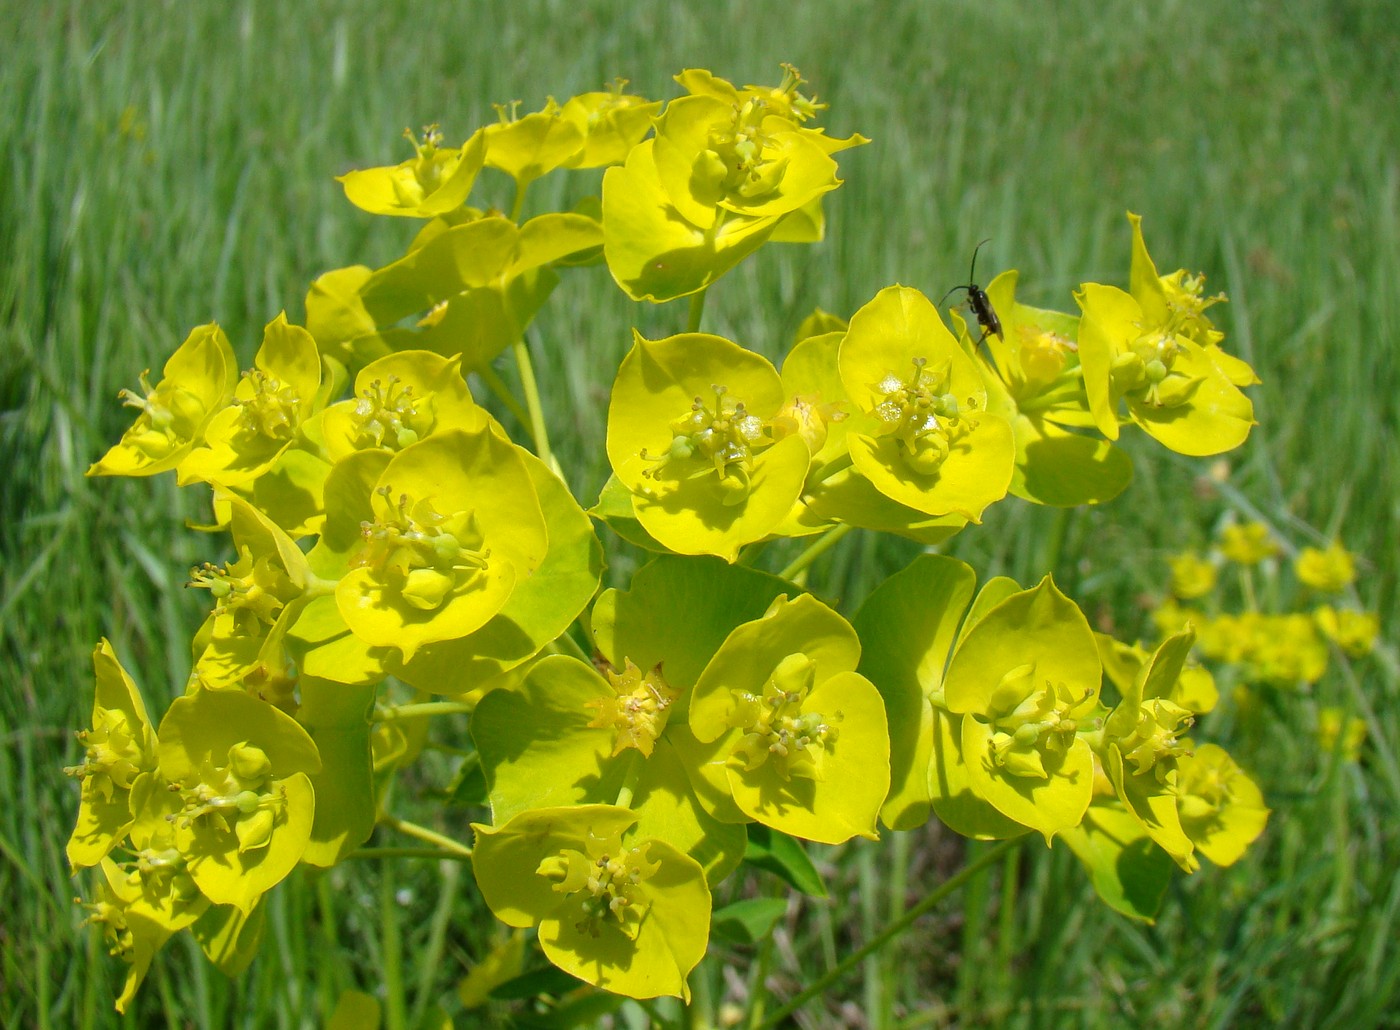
{"left": 542, "top": 835, "right": 658, "bottom": 939}
{"left": 728, "top": 653, "right": 837, "bottom": 780}
{"left": 172, "top": 743, "right": 289, "bottom": 854}
{"left": 234, "top": 369, "right": 303, "bottom": 442}
{"left": 63, "top": 709, "right": 148, "bottom": 792}
{"left": 352, "top": 488, "right": 490, "bottom": 611}
{"left": 584, "top": 658, "right": 678, "bottom": 757}
{"left": 981, "top": 663, "right": 1090, "bottom": 780}
{"left": 349, "top": 374, "right": 435, "bottom": 451}
{"left": 1116, "top": 698, "right": 1195, "bottom": 781}
{"left": 639, "top": 384, "right": 769, "bottom": 504}
{"left": 872, "top": 357, "right": 969, "bottom": 475}
{"left": 117, "top": 370, "right": 208, "bottom": 458}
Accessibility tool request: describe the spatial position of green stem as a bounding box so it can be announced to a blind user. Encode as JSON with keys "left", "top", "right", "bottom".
{"left": 475, "top": 359, "right": 533, "bottom": 428}
{"left": 779, "top": 523, "right": 853, "bottom": 581}
{"left": 756, "top": 838, "right": 1020, "bottom": 1028}
{"left": 614, "top": 751, "right": 644, "bottom": 809}
{"left": 512, "top": 336, "right": 555, "bottom": 469}
{"left": 344, "top": 847, "right": 475, "bottom": 862}
{"left": 686, "top": 288, "right": 708, "bottom": 333}
{"left": 374, "top": 701, "right": 475, "bottom": 722}
{"left": 378, "top": 814, "right": 474, "bottom": 859}
{"left": 509, "top": 179, "right": 529, "bottom": 222}
{"left": 380, "top": 864, "right": 408, "bottom": 1030}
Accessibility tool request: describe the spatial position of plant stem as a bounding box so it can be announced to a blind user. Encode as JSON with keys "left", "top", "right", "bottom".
{"left": 614, "top": 751, "right": 644, "bottom": 809}
{"left": 344, "top": 847, "right": 475, "bottom": 862}
{"left": 374, "top": 701, "right": 475, "bottom": 722}
{"left": 475, "top": 360, "right": 533, "bottom": 428}
{"left": 687, "top": 288, "right": 708, "bottom": 333}
{"left": 779, "top": 523, "right": 853, "bottom": 581}
{"left": 512, "top": 335, "right": 555, "bottom": 469}
{"left": 380, "top": 864, "right": 408, "bottom": 1030}
{"left": 378, "top": 814, "right": 474, "bottom": 859}
{"left": 755, "top": 838, "right": 1020, "bottom": 1028}
{"left": 509, "top": 180, "right": 529, "bottom": 222}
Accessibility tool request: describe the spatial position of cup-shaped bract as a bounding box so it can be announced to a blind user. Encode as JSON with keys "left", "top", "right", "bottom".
{"left": 155, "top": 689, "right": 321, "bottom": 913}
{"left": 964, "top": 273, "right": 1133, "bottom": 509}
{"left": 560, "top": 83, "right": 661, "bottom": 169}
{"left": 337, "top": 126, "right": 487, "bottom": 218}
{"left": 687, "top": 594, "right": 888, "bottom": 844}
{"left": 325, "top": 212, "right": 601, "bottom": 371}
{"left": 88, "top": 324, "right": 238, "bottom": 478}
{"left": 1076, "top": 282, "right": 1255, "bottom": 456}
{"left": 1126, "top": 212, "right": 1258, "bottom": 387}
{"left": 189, "top": 496, "right": 313, "bottom": 693}
{"left": 80, "top": 852, "right": 210, "bottom": 1014}
{"left": 483, "top": 98, "right": 587, "bottom": 192}
{"left": 1175, "top": 744, "right": 1269, "bottom": 866}
{"left": 943, "top": 578, "right": 1103, "bottom": 842}
{"left": 472, "top": 654, "right": 746, "bottom": 884}
{"left": 335, "top": 427, "right": 548, "bottom": 662}
{"left": 1098, "top": 629, "right": 1202, "bottom": 871}
{"left": 178, "top": 314, "right": 325, "bottom": 488}
{"left": 472, "top": 805, "right": 711, "bottom": 1001}
{"left": 66, "top": 641, "right": 158, "bottom": 868}
{"left": 390, "top": 447, "right": 602, "bottom": 696}
{"left": 607, "top": 331, "right": 810, "bottom": 561}
{"left": 839, "top": 286, "right": 1015, "bottom": 521}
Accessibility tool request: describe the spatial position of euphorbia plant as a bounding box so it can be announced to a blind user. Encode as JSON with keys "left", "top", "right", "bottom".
{"left": 72, "top": 64, "right": 1271, "bottom": 1018}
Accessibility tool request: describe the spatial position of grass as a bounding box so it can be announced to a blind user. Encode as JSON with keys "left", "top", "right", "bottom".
{"left": 2, "top": 0, "right": 1397, "bottom": 1025}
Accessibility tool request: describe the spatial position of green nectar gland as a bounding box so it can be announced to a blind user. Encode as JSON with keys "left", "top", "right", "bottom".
{"left": 188, "top": 548, "right": 293, "bottom": 633}
{"left": 872, "top": 357, "right": 969, "bottom": 476}
{"left": 172, "top": 743, "right": 290, "bottom": 855}
{"left": 349, "top": 374, "right": 435, "bottom": 451}
{"left": 540, "top": 833, "right": 659, "bottom": 940}
{"left": 352, "top": 487, "right": 490, "bottom": 611}
{"left": 981, "top": 662, "right": 1092, "bottom": 780}
{"left": 116, "top": 371, "right": 209, "bottom": 461}
{"left": 232, "top": 368, "right": 304, "bottom": 445}
{"left": 64, "top": 709, "right": 148, "bottom": 793}
{"left": 584, "top": 658, "right": 679, "bottom": 758}
{"left": 1115, "top": 698, "right": 1195, "bottom": 781}
{"left": 402, "top": 124, "right": 446, "bottom": 198}
{"left": 639, "top": 385, "right": 769, "bottom": 505}
{"left": 700, "top": 102, "right": 787, "bottom": 203}
{"left": 1109, "top": 320, "right": 1203, "bottom": 409}
{"left": 729, "top": 653, "right": 838, "bottom": 780}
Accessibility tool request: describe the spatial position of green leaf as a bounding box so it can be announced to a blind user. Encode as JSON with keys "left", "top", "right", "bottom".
{"left": 743, "top": 825, "right": 828, "bottom": 898}
{"left": 853, "top": 555, "right": 976, "bottom": 830}
{"left": 712, "top": 897, "right": 789, "bottom": 944}
{"left": 297, "top": 677, "right": 377, "bottom": 867}
{"left": 591, "top": 555, "right": 793, "bottom": 690}
{"left": 1060, "top": 802, "right": 1175, "bottom": 922}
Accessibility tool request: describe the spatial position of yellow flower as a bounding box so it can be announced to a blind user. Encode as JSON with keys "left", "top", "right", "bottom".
{"left": 1219, "top": 521, "right": 1278, "bottom": 565}
{"left": 1316, "top": 707, "right": 1366, "bottom": 762}
{"left": 1168, "top": 551, "right": 1217, "bottom": 599}
{"left": 1296, "top": 541, "right": 1357, "bottom": 592}
{"left": 1314, "top": 606, "right": 1379, "bottom": 658}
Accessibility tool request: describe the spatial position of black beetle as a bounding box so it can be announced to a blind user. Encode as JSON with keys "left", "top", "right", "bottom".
{"left": 939, "top": 238, "right": 1002, "bottom": 344}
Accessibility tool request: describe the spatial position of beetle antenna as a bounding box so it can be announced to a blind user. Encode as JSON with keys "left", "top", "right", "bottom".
{"left": 969, "top": 238, "right": 991, "bottom": 284}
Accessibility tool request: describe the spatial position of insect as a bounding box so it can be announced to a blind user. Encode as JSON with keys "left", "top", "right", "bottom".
{"left": 938, "top": 238, "right": 1003, "bottom": 344}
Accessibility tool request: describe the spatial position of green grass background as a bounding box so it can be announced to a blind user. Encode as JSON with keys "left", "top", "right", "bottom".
{"left": 2, "top": 0, "right": 1397, "bottom": 1025}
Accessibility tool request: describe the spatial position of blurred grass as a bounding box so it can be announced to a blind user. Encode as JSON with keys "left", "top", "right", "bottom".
{"left": 2, "top": 0, "right": 1397, "bottom": 1026}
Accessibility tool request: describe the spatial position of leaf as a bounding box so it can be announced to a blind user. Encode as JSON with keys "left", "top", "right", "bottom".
{"left": 743, "top": 825, "right": 828, "bottom": 898}
{"left": 712, "top": 897, "right": 789, "bottom": 944}
{"left": 1060, "top": 803, "right": 1174, "bottom": 923}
